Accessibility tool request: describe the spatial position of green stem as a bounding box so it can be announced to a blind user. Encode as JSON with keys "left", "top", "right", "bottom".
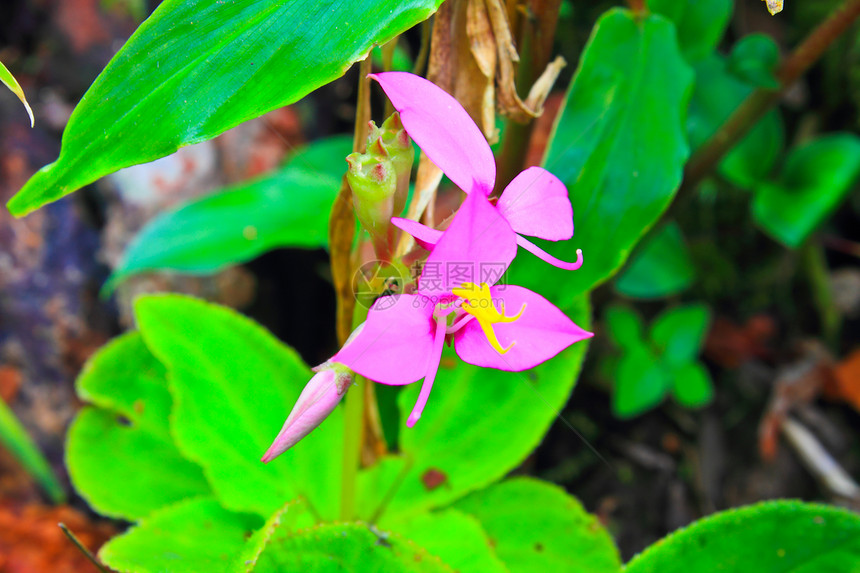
{"left": 340, "top": 375, "right": 365, "bottom": 521}
{"left": 802, "top": 241, "right": 840, "bottom": 349}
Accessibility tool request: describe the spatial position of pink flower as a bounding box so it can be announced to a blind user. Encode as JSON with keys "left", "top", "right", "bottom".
{"left": 370, "top": 71, "right": 583, "bottom": 271}
{"left": 334, "top": 190, "right": 592, "bottom": 427}
{"left": 261, "top": 363, "right": 353, "bottom": 463}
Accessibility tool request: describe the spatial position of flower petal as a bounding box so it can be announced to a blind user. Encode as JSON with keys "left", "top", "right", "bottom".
{"left": 497, "top": 167, "right": 573, "bottom": 241}
{"left": 516, "top": 235, "right": 583, "bottom": 271}
{"left": 454, "top": 285, "right": 592, "bottom": 371}
{"left": 371, "top": 72, "right": 495, "bottom": 195}
{"left": 420, "top": 191, "right": 517, "bottom": 297}
{"left": 406, "top": 316, "right": 447, "bottom": 427}
{"left": 334, "top": 294, "right": 436, "bottom": 385}
{"left": 391, "top": 216, "right": 442, "bottom": 250}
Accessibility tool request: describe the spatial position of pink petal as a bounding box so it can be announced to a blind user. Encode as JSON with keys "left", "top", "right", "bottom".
{"left": 406, "top": 315, "right": 447, "bottom": 427}
{"left": 419, "top": 191, "right": 517, "bottom": 297}
{"left": 516, "top": 235, "right": 583, "bottom": 271}
{"left": 496, "top": 167, "right": 573, "bottom": 241}
{"left": 454, "top": 285, "right": 593, "bottom": 371}
{"left": 261, "top": 368, "right": 349, "bottom": 462}
{"left": 371, "top": 72, "right": 495, "bottom": 195}
{"left": 333, "top": 294, "right": 436, "bottom": 385}
{"left": 391, "top": 217, "right": 442, "bottom": 250}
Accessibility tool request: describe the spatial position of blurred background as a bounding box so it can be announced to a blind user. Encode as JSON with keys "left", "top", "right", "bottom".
{"left": 1, "top": 0, "right": 860, "bottom": 569}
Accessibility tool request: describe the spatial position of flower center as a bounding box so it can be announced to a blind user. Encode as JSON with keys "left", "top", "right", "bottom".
{"left": 450, "top": 282, "right": 525, "bottom": 354}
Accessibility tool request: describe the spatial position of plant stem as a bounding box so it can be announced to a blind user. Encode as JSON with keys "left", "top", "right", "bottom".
{"left": 802, "top": 241, "right": 841, "bottom": 349}
{"left": 680, "top": 0, "right": 860, "bottom": 195}
{"left": 59, "top": 523, "right": 108, "bottom": 573}
{"left": 340, "top": 375, "right": 365, "bottom": 521}
{"left": 495, "top": 0, "right": 562, "bottom": 193}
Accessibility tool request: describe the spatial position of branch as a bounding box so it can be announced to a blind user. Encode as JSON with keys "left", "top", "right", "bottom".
{"left": 680, "top": 0, "right": 860, "bottom": 194}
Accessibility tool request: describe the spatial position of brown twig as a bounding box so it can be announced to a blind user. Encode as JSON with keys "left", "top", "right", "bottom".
{"left": 680, "top": 0, "right": 860, "bottom": 195}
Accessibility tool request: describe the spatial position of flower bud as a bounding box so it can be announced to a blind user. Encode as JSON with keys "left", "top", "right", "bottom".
{"left": 261, "top": 362, "right": 353, "bottom": 463}
{"left": 346, "top": 112, "right": 413, "bottom": 260}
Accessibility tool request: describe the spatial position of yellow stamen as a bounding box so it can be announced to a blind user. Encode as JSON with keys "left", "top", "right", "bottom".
{"left": 451, "top": 282, "right": 526, "bottom": 354}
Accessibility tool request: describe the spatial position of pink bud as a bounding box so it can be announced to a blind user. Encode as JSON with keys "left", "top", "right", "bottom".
{"left": 261, "top": 363, "right": 353, "bottom": 463}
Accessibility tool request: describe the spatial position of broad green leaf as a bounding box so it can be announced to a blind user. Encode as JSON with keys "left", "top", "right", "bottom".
{"left": 67, "top": 333, "right": 210, "bottom": 520}
{"left": 647, "top": 0, "right": 733, "bottom": 63}
{"left": 613, "top": 345, "right": 667, "bottom": 418}
{"left": 524, "top": 9, "right": 693, "bottom": 303}
{"left": 8, "top": 0, "right": 443, "bottom": 216}
{"left": 753, "top": 134, "right": 860, "bottom": 248}
{"left": 455, "top": 478, "right": 622, "bottom": 573}
{"left": 650, "top": 304, "right": 710, "bottom": 368}
{"left": 687, "top": 55, "right": 784, "bottom": 189}
{"left": 134, "top": 295, "right": 343, "bottom": 520}
{"left": 614, "top": 222, "right": 696, "bottom": 299}
{"left": 363, "top": 296, "right": 591, "bottom": 520}
{"left": 624, "top": 500, "right": 860, "bottom": 572}
{"left": 235, "top": 500, "right": 317, "bottom": 572}
{"left": 727, "top": 34, "right": 780, "bottom": 89}
{"left": 387, "top": 509, "right": 507, "bottom": 573}
{"left": 670, "top": 362, "right": 713, "bottom": 408}
{"left": 0, "top": 397, "right": 64, "bottom": 503}
{"left": 106, "top": 136, "right": 352, "bottom": 290}
{"left": 250, "top": 522, "right": 452, "bottom": 573}
{"left": 0, "top": 59, "right": 34, "bottom": 127}
{"left": 604, "top": 305, "right": 645, "bottom": 350}
{"left": 99, "top": 497, "right": 262, "bottom": 573}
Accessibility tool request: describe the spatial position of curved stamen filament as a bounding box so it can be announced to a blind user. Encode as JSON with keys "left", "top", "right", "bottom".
{"left": 450, "top": 282, "right": 526, "bottom": 354}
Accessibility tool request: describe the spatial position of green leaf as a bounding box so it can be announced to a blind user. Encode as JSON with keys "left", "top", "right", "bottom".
{"left": 613, "top": 345, "right": 667, "bottom": 418}
{"left": 0, "top": 59, "right": 34, "bottom": 127}
{"left": 8, "top": 0, "right": 443, "bottom": 216}
{"left": 454, "top": 477, "right": 622, "bottom": 573}
{"left": 614, "top": 222, "right": 696, "bottom": 299}
{"left": 670, "top": 362, "right": 713, "bottom": 408}
{"left": 363, "top": 296, "right": 591, "bottom": 520}
{"left": 647, "top": 0, "right": 733, "bottom": 63}
{"left": 134, "top": 294, "right": 343, "bottom": 520}
{"left": 687, "top": 55, "right": 784, "bottom": 189}
{"left": 523, "top": 9, "right": 693, "bottom": 304}
{"left": 753, "top": 134, "right": 860, "bottom": 248}
{"left": 650, "top": 304, "right": 710, "bottom": 368}
{"left": 67, "top": 333, "right": 210, "bottom": 520}
{"left": 624, "top": 500, "right": 860, "bottom": 572}
{"left": 727, "top": 34, "right": 780, "bottom": 89}
{"left": 249, "top": 522, "right": 453, "bottom": 573}
{"left": 106, "top": 135, "right": 352, "bottom": 290}
{"left": 604, "top": 305, "right": 645, "bottom": 350}
{"left": 387, "top": 509, "right": 507, "bottom": 573}
{"left": 235, "top": 500, "right": 317, "bottom": 572}
{"left": 0, "top": 397, "right": 64, "bottom": 503}
{"left": 99, "top": 497, "right": 262, "bottom": 573}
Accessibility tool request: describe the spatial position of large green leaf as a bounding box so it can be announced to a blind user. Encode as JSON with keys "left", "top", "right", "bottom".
{"left": 624, "top": 500, "right": 860, "bottom": 572}
{"left": 647, "top": 0, "right": 733, "bottom": 63}
{"left": 67, "top": 333, "right": 210, "bottom": 520}
{"left": 99, "top": 497, "right": 262, "bottom": 573}
{"left": 614, "top": 222, "right": 696, "bottom": 299}
{"left": 386, "top": 509, "right": 507, "bottom": 573}
{"left": 8, "top": 0, "right": 443, "bottom": 216}
{"left": 753, "top": 134, "right": 860, "bottom": 248}
{"left": 454, "top": 478, "right": 622, "bottom": 573}
{"left": 134, "top": 294, "right": 343, "bottom": 520}
{"left": 687, "top": 54, "right": 784, "bottom": 189}
{"left": 522, "top": 9, "right": 693, "bottom": 303}
{"left": 363, "top": 296, "right": 591, "bottom": 520}
{"left": 106, "top": 136, "right": 352, "bottom": 290}
{"left": 249, "top": 522, "right": 453, "bottom": 573}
